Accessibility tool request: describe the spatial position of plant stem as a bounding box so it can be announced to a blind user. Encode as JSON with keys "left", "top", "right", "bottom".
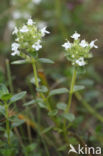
{"left": 6, "top": 59, "right": 14, "bottom": 93}
{"left": 31, "top": 58, "right": 41, "bottom": 132}
{"left": 66, "top": 67, "right": 77, "bottom": 113}
{"left": 5, "top": 102, "right": 10, "bottom": 144}
{"left": 32, "top": 58, "right": 51, "bottom": 111}
{"left": 63, "top": 67, "right": 77, "bottom": 143}
{"left": 32, "top": 58, "right": 39, "bottom": 88}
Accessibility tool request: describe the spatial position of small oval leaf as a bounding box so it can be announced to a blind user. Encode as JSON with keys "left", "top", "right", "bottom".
{"left": 38, "top": 58, "right": 54, "bottom": 64}
{"left": 49, "top": 88, "right": 69, "bottom": 97}
{"left": 10, "top": 91, "right": 27, "bottom": 103}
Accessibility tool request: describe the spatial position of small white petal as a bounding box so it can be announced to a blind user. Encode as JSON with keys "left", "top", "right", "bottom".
{"left": 79, "top": 40, "right": 88, "bottom": 47}
{"left": 71, "top": 31, "right": 80, "bottom": 40}
{"left": 11, "top": 50, "right": 20, "bottom": 56}
{"left": 41, "top": 27, "right": 50, "bottom": 37}
{"left": 32, "top": 40, "right": 42, "bottom": 51}
{"left": 27, "top": 19, "right": 34, "bottom": 25}
{"left": 90, "top": 40, "right": 98, "bottom": 48}
{"left": 76, "top": 57, "right": 86, "bottom": 66}
{"left": 62, "top": 41, "right": 72, "bottom": 50}
{"left": 20, "top": 25, "right": 29, "bottom": 32}
{"left": 12, "top": 27, "right": 18, "bottom": 35}
{"left": 11, "top": 42, "right": 20, "bottom": 51}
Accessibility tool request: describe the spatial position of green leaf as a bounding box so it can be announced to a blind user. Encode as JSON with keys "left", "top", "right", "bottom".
{"left": 36, "top": 86, "right": 48, "bottom": 93}
{"left": 48, "top": 109, "right": 58, "bottom": 117}
{"left": 10, "top": 91, "right": 27, "bottom": 103}
{"left": 23, "top": 100, "right": 36, "bottom": 106}
{"left": 0, "top": 84, "right": 9, "bottom": 99}
{"left": 79, "top": 79, "right": 94, "bottom": 87}
{"left": 62, "top": 113, "right": 75, "bottom": 122}
{"left": 73, "top": 85, "right": 85, "bottom": 92}
{"left": 38, "top": 58, "right": 54, "bottom": 64}
{"left": 49, "top": 88, "right": 69, "bottom": 97}
{"left": 41, "top": 126, "right": 53, "bottom": 134}
{"left": 11, "top": 60, "right": 29, "bottom": 64}
{"left": 56, "top": 102, "right": 67, "bottom": 110}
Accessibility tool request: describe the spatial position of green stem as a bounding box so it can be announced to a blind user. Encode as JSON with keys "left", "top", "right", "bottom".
{"left": 31, "top": 58, "right": 41, "bottom": 140}
{"left": 5, "top": 102, "right": 10, "bottom": 144}
{"left": 6, "top": 59, "right": 14, "bottom": 93}
{"left": 32, "top": 58, "right": 39, "bottom": 88}
{"left": 63, "top": 67, "right": 77, "bottom": 143}
{"left": 32, "top": 58, "right": 51, "bottom": 112}
{"left": 66, "top": 67, "right": 77, "bottom": 113}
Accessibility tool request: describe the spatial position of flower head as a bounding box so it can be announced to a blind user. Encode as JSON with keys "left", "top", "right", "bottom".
{"left": 71, "top": 31, "right": 80, "bottom": 40}
{"left": 62, "top": 31, "right": 98, "bottom": 66}
{"left": 11, "top": 18, "right": 50, "bottom": 57}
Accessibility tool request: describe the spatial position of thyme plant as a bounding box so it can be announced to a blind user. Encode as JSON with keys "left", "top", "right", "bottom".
{"left": 7, "top": 19, "right": 101, "bottom": 155}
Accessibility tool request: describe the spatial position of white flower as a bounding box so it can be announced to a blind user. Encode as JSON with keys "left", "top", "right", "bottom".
{"left": 62, "top": 41, "right": 72, "bottom": 50}
{"left": 71, "top": 31, "right": 80, "bottom": 40}
{"left": 20, "top": 25, "right": 29, "bottom": 33}
{"left": 76, "top": 57, "right": 86, "bottom": 66}
{"left": 12, "top": 27, "right": 18, "bottom": 35}
{"left": 27, "top": 19, "right": 34, "bottom": 25}
{"left": 11, "top": 42, "right": 20, "bottom": 56}
{"left": 90, "top": 40, "right": 98, "bottom": 48}
{"left": 32, "top": 40, "right": 42, "bottom": 51}
{"left": 79, "top": 40, "right": 88, "bottom": 48}
{"left": 32, "top": 0, "right": 42, "bottom": 4}
{"left": 41, "top": 27, "right": 50, "bottom": 37}
{"left": 11, "top": 42, "right": 20, "bottom": 51}
{"left": 11, "top": 50, "right": 20, "bottom": 56}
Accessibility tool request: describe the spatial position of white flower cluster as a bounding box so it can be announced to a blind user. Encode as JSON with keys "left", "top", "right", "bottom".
{"left": 62, "top": 32, "right": 98, "bottom": 66}
{"left": 11, "top": 18, "right": 50, "bottom": 56}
